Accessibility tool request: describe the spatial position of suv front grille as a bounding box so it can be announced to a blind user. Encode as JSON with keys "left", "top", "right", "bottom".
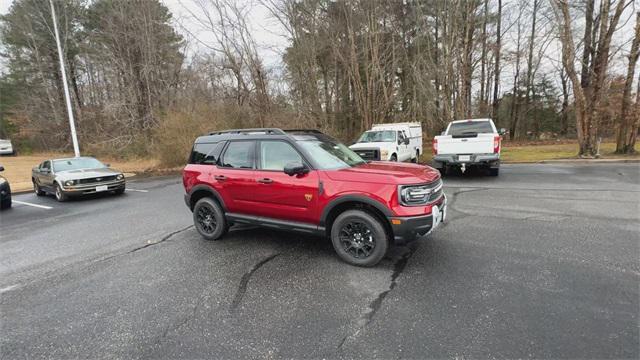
{"left": 77, "top": 175, "right": 118, "bottom": 184}
{"left": 355, "top": 149, "right": 380, "bottom": 161}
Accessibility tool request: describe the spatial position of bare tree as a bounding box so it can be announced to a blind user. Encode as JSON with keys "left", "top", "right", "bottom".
{"left": 615, "top": 11, "right": 639, "bottom": 154}
{"left": 552, "top": 0, "right": 631, "bottom": 156}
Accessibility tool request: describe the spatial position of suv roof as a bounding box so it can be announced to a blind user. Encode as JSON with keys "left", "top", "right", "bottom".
{"left": 195, "top": 128, "right": 327, "bottom": 144}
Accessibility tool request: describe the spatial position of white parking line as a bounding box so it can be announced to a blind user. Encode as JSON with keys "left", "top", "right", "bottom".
{"left": 126, "top": 188, "right": 149, "bottom": 193}
{"left": 0, "top": 284, "right": 19, "bottom": 293}
{"left": 13, "top": 200, "right": 53, "bottom": 210}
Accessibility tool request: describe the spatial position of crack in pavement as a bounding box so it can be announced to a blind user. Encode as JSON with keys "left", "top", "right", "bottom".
{"left": 229, "top": 253, "right": 281, "bottom": 312}
{"left": 0, "top": 225, "right": 195, "bottom": 292}
{"left": 100, "top": 225, "right": 194, "bottom": 262}
{"left": 337, "top": 248, "right": 415, "bottom": 350}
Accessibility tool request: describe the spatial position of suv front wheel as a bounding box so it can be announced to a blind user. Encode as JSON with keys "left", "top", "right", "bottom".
{"left": 331, "top": 209, "right": 389, "bottom": 267}
{"left": 193, "top": 197, "right": 228, "bottom": 240}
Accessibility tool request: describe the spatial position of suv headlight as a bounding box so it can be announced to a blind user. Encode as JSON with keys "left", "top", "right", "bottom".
{"left": 116, "top": 174, "right": 124, "bottom": 180}
{"left": 381, "top": 149, "right": 389, "bottom": 157}
{"left": 398, "top": 181, "right": 443, "bottom": 206}
{"left": 64, "top": 180, "right": 75, "bottom": 186}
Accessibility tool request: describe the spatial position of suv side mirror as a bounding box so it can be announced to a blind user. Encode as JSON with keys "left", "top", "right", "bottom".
{"left": 284, "top": 162, "right": 309, "bottom": 176}
{"left": 498, "top": 128, "right": 507, "bottom": 136}
{"left": 404, "top": 138, "right": 410, "bottom": 145}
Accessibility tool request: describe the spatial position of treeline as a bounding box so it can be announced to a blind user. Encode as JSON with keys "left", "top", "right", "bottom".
{"left": 0, "top": 0, "right": 638, "bottom": 164}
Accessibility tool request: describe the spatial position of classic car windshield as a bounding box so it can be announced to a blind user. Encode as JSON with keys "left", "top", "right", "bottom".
{"left": 53, "top": 157, "right": 106, "bottom": 172}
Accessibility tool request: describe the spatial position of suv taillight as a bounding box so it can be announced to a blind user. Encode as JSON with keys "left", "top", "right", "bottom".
{"left": 432, "top": 138, "right": 438, "bottom": 155}
{"left": 494, "top": 135, "right": 500, "bottom": 154}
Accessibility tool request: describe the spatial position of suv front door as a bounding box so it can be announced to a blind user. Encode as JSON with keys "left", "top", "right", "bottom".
{"left": 253, "top": 140, "right": 319, "bottom": 224}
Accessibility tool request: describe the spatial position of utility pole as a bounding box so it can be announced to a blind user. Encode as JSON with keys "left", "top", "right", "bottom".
{"left": 49, "top": 0, "right": 80, "bottom": 157}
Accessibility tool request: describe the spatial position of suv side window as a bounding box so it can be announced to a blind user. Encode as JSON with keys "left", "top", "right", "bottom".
{"left": 259, "top": 141, "right": 303, "bottom": 171}
{"left": 42, "top": 161, "right": 51, "bottom": 170}
{"left": 221, "top": 141, "right": 255, "bottom": 169}
{"left": 190, "top": 142, "right": 225, "bottom": 165}
{"left": 397, "top": 131, "right": 405, "bottom": 144}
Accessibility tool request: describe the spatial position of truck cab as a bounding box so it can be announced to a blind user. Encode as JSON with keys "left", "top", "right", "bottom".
{"left": 349, "top": 122, "right": 423, "bottom": 162}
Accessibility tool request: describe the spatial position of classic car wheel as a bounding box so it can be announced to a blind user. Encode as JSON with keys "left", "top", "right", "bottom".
{"left": 55, "top": 183, "right": 68, "bottom": 202}
{"left": 33, "top": 180, "right": 45, "bottom": 196}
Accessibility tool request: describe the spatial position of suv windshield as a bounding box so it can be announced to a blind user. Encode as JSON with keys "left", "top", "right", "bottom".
{"left": 53, "top": 157, "right": 106, "bottom": 172}
{"left": 296, "top": 137, "right": 366, "bottom": 170}
{"left": 448, "top": 121, "right": 494, "bottom": 136}
{"left": 357, "top": 130, "right": 396, "bottom": 143}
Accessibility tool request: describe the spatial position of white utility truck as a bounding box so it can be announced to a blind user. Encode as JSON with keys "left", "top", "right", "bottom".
{"left": 350, "top": 122, "right": 423, "bottom": 162}
{"left": 431, "top": 118, "right": 505, "bottom": 176}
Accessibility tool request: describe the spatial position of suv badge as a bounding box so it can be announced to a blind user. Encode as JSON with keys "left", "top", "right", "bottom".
{"left": 305, "top": 194, "right": 313, "bottom": 201}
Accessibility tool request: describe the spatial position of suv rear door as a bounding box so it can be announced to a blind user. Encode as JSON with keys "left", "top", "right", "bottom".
{"left": 216, "top": 140, "right": 259, "bottom": 215}
{"left": 252, "top": 140, "right": 319, "bottom": 224}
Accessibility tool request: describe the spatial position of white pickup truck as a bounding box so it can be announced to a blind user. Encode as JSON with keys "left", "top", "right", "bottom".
{"left": 350, "top": 122, "right": 423, "bottom": 162}
{"left": 431, "top": 118, "right": 505, "bottom": 176}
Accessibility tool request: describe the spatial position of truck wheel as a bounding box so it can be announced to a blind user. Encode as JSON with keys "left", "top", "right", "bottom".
{"left": 331, "top": 210, "right": 388, "bottom": 267}
{"left": 489, "top": 167, "right": 499, "bottom": 176}
{"left": 193, "top": 197, "right": 228, "bottom": 240}
{"left": 410, "top": 150, "right": 419, "bottom": 163}
{"left": 390, "top": 154, "right": 397, "bottom": 162}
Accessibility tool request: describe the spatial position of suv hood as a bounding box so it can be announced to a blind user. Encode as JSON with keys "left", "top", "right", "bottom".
{"left": 324, "top": 161, "right": 440, "bottom": 185}
{"left": 56, "top": 167, "right": 122, "bottom": 181}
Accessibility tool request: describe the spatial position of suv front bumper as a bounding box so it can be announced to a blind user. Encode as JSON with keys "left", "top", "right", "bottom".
{"left": 389, "top": 195, "right": 447, "bottom": 245}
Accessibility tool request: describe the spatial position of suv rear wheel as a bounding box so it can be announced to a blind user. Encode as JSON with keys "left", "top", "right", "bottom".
{"left": 331, "top": 209, "right": 388, "bottom": 267}
{"left": 193, "top": 197, "right": 228, "bottom": 240}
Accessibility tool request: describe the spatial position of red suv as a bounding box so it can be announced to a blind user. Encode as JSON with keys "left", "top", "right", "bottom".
{"left": 183, "top": 129, "right": 446, "bottom": 266}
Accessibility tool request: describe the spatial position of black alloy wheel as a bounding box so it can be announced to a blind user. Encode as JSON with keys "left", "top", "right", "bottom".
{"left": 193, "top": 197, "right": 228, "bottom": 240}
{"left": 338, "top": 220, "right": 375, "bottom": 259}
{"left": 331, "top": 209, "right": 388, "bottom": 267}
{"left": 196, "top": 204, "right": 217, "bottom": 234}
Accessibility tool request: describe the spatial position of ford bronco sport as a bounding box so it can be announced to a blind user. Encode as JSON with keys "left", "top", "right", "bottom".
{"left": 183, "top": 128, "right": 446, "bottom": 267}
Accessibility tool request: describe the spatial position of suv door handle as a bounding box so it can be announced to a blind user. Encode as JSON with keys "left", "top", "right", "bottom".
{"left": 257, "top": 178, "right": 273, "bottom": 184}
{"left": 214, "top": 175, "right": 227, "bottom": 181}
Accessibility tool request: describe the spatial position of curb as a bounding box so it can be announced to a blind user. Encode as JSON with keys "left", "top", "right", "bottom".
{"left": 504, "top": 159, "right": 640, "bottom": 164}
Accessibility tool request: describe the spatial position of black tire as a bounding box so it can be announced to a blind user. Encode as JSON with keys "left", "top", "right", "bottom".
{"left": 193, "top": 197, "right": 228, "bottom": 240}
{"left": 33, "top": 180, "right": 45, "bottom": 196}
{"left": 114, "top": 187, "right": 125, "bottom": 195}
{"left": 54, "top": 183, "right": 68, "bottom": 202}
{"left": 390, "top": 154, "right": 398, "bottom": 162}
{"left": 330, "top": 209, "right": 389, "bottom": 267}
{"left": 0, "top": 198, "right": 11, "bottom": 210}
{"left": 488, "top": 167, "right": 499, "bottom": 176}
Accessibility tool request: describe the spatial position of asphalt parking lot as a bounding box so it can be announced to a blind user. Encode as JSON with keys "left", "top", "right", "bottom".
{"left": 1, "top": 163, "right": 638, "bottom": 359}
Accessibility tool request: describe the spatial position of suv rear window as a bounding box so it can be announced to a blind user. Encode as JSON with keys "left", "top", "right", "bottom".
{"left": 448, "top": 121, "right": 494, "bottom": 136}
{"left": 221, "top": 141, "right": 255, "bottom": 169}
{"left": 190, "top": 142, "right": 225, "bottom": 165}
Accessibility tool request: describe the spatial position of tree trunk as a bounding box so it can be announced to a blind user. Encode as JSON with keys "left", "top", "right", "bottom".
{"left": 492, "top": 0, "right": 502, "bottom": 122}
{"left": 523, "top": 0, "right": 539, "bottom": 138}
{"left": 615, "top": 11, "right": 639, "bottom": 153}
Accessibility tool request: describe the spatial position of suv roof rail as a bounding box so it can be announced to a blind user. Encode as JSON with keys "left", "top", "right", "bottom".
{"left": 208, "top": 128, "right": 286, "bottom": 136}
{"left": 284, "top": 129, "right": 323, "bottom": 134}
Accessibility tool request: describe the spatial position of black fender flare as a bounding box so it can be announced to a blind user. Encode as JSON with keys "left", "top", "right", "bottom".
{"left": 187, "top": 184, "right": 227, "bottom": 211}
{"left": 319, "top": 195, "right": 393, "bottom": 227}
